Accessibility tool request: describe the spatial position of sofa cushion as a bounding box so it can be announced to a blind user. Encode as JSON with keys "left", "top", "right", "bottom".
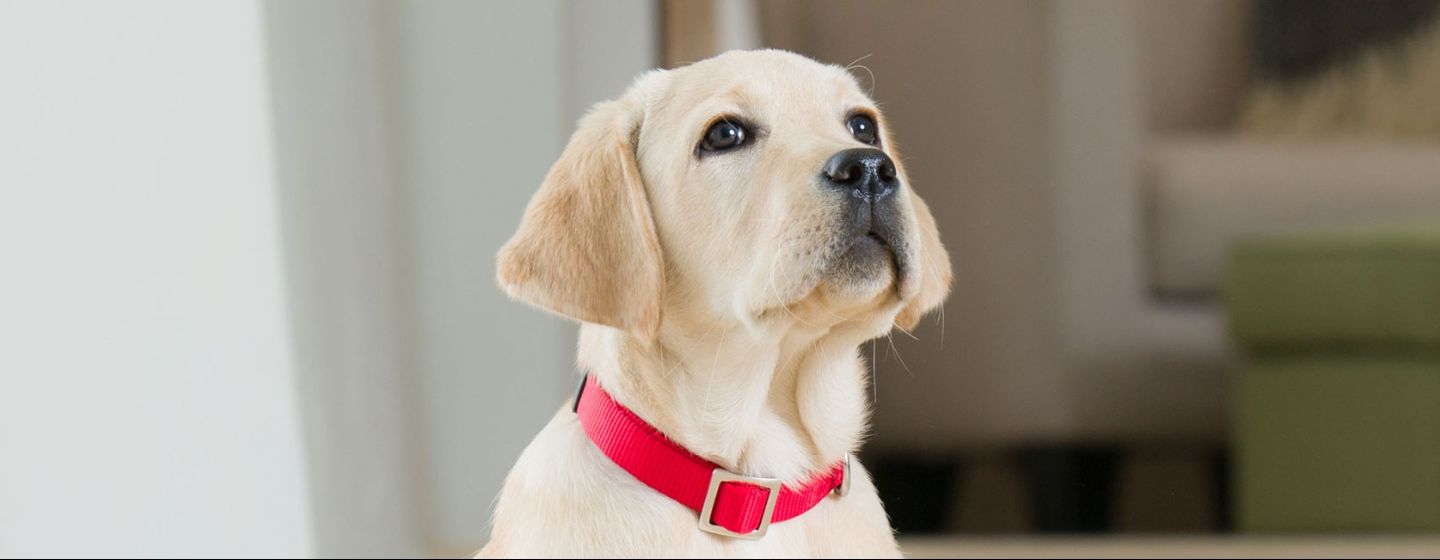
{"left": 1236, "top": 354, "right": 1440, "bottom": 531}
{"left": 1145, "top": 138, "right": 1440, "bottom": 296}
{"left": 1226, "top": 221, "right": 1440, "bottom": 350}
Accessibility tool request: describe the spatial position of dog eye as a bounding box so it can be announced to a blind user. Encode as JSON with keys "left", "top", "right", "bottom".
{"left": 699, "top": 119, "right": 748, "bottom": 153}
{"left": 847, "top": 114, "right": 879, "bottom": 145}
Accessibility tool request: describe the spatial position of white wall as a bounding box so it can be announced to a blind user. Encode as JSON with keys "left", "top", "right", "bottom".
{"left": 0, "top": 2, "right": 657, "bottom": 556}
{"left": 263, "top": 1, "right": 425, "bottom": 556}
{"left": 0, "top": 1, "right": 313, "bottom": 557}
{"left": 386, "top": 3, "right": 570, "bottom": 553}
{"left": 383, "top": 1, "right": 657, "bottom": 552}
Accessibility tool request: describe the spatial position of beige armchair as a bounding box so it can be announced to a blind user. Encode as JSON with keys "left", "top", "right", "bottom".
{"left": 760, "top": 0, "right": 1440, "bottom": 452}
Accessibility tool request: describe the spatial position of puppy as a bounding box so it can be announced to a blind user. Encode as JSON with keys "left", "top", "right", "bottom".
{"left": 481, "top": 49, "right": 950, "bottom": 558}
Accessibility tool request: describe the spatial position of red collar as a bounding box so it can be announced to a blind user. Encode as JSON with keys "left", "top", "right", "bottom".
{"left": 574, "top": 375, "right": 850, "bottom": 539}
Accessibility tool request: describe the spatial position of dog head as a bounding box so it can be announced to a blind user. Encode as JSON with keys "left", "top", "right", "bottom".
{"left": 497, "top": 50, "right": 950, "bottom": 341}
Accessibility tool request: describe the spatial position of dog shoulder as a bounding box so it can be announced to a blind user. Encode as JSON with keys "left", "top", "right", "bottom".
{"left": 483, "top": 409, "right": 697, "bottom": 557}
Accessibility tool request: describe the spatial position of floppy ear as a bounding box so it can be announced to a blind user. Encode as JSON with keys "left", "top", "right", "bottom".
{"left": 496, "top": 97, "right": 664, "bottom": 339}
{"left": 894, "top": 179, "right": 953, "bottom": 332}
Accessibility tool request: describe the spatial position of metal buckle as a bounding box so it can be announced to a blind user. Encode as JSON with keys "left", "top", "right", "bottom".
{"left": 698, "top": 468, "right": 781, "bottom": 539}
{"left": 835, "top": 453, "right": 852, "bottom": 497}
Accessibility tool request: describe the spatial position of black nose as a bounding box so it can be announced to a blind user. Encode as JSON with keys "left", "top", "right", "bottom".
{"left": 821, "top": 148, "right": 898, "bottom": 201}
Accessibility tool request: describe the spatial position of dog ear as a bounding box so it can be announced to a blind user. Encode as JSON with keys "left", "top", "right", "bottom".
{"left": 894, "top": 190, "right": 952, "bottom": 331}
{"left": 496, "top": 95, "right": 664, "bottom": 340}
{"left": 879, "top": 128, "right": 952, "bottom": 332}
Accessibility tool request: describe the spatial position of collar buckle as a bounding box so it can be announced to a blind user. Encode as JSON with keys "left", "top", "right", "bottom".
{"left": 698, "top": 468, "right": 781, "bottom": 539}
{"left": 835, "top": 452, "right": 852, "bottom": 497}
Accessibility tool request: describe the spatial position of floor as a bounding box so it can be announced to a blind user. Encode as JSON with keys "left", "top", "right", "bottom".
{"left": 898, "top": 536, "right": 1440, "bottom": 559}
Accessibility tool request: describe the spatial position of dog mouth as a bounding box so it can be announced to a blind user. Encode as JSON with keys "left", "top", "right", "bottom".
{"left": 855, "top": 229, "right": 899, "bottom": 266}
{"left": 854, "top": 208, "right": 900, "bottom": 256}
{"left": 755, "top": 215, "right": 909, "bottom": 319}
{"left": 836, "top": 221, "right": 904, "bottom": 284}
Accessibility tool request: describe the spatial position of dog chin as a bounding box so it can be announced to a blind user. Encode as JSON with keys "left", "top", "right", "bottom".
{"left": 819, "top": 238, "right": 899, "bottom": 303}
{"left": 742, "top": 232, "right": 905, "bottom": 326}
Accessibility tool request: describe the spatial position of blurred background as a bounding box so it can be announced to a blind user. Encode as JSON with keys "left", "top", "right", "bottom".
{"left": 4, "top": 0, "right": 1440, "bottom": 557}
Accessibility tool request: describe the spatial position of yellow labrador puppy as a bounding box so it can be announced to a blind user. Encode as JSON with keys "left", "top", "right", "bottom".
{"left": 482, "top": 49, "right": 950, "bottom": 558}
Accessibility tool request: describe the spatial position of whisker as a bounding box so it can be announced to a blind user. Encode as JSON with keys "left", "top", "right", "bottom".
{"left": 703, "top": 327, "right": 729, "bottom": 425}
{"left": 845, "top": 53, "right": 874, "bottom": 70}
{"left": 771, "top": 237, "right": 848, "bottom": 324}
{"left": 870, "top": 338, "right": 878, "bottom": 404}
{"left": 937, "top": 302, "right": 946, "bottom": 349}
{"left": 886, "top": 332, "right": 915, "bottom": 379}
{"left": 846, "top": 54, "right": 877, "bottom": 95}
{"left": 766, "top": 237, "right": 810, "bottom": 326}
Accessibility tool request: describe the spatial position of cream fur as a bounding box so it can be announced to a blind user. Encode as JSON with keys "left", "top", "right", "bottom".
{"left": 482, "top": 50, "right": 951, "bottom": 558}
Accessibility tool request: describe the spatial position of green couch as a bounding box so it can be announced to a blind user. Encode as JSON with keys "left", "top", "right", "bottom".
{"left": 1227, "top": 221, "right": 1440, "bottom": 532}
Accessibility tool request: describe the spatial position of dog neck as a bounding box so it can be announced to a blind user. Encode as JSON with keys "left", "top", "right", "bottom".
{"left": 577, "top": 306, "right": 886, "bottom": 483}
